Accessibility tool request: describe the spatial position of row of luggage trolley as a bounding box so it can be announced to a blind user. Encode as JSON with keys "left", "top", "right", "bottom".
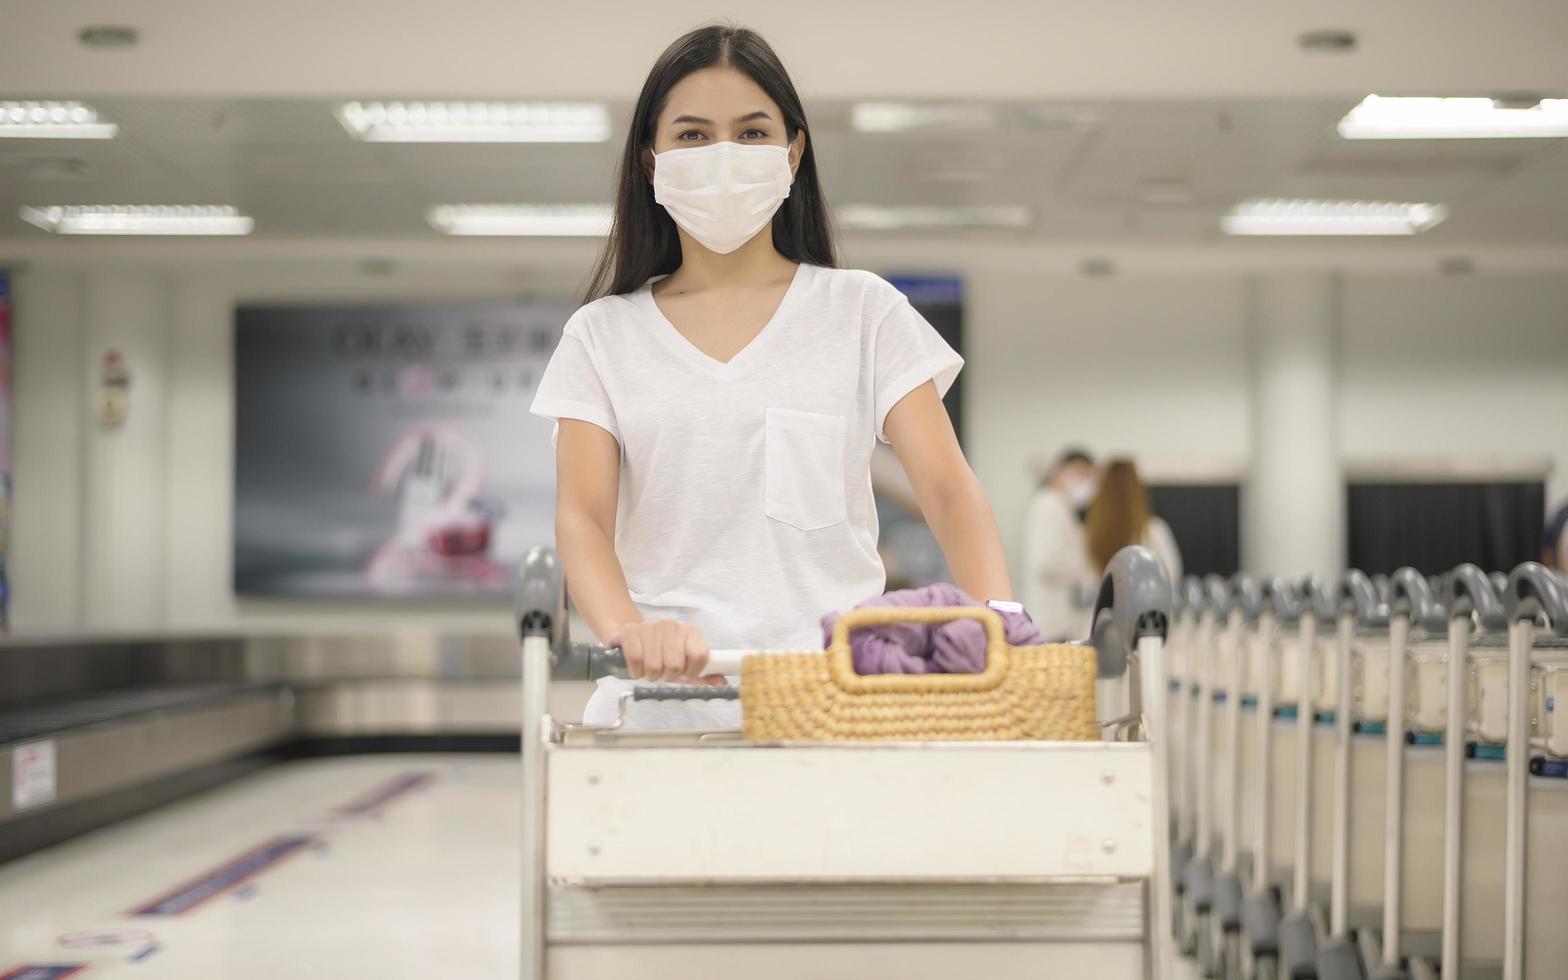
{"left": 512, "top": 544, "right": 1180, "bottom": 979}
{"left": 1167, "top": 561, "right": 1568, "bottom": 980}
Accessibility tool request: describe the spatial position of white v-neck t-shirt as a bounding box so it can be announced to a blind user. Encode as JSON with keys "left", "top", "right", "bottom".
{"left": 530, "top": 262, "right": 963, "bottom": 652}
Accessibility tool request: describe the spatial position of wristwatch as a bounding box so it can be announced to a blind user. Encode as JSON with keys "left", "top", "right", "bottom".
{"left": 986, "top": 599, "right": 1031, "bottom": 623}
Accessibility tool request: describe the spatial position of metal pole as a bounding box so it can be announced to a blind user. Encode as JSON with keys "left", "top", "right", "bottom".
{"left": 1254, "top": 610, "right": 1276, "bottom": 895}
{"left": 1141, "top": 633, "right": 1175, "bottom": 980}
{"left": 1502, "top": 618, "right": 1531, "bottom": 980}
{"left": 1331, "top": 612, "right": 1354, "bottom": 939}
{"left": 1294, "top": 611, "right": 1316, "bottom": 914}
{"left": 1440, "top": 618, "right": 1468, "bottom": 979}
{"left": 520, "top": 632, "right": 550, "bottom": 980}
{"left": 1383, "top": 614, "right": 1410, "bottom": 969}
{"left": 1174, "top": 616, "right": 1190, "bottom": 848}
{"left": 1196, "top": 611, "right": 1215, "bottom": 863}
{"left": 1224, "top": 610, "right": 1243, "bottom": 873}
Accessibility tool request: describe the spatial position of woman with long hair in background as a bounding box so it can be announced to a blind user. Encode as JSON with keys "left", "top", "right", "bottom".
{"left": 1082, "top": 458, "right": 1183, "bottom": 583}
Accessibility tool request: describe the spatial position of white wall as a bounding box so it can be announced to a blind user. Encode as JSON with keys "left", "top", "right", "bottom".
{"left": 962, "top": 271, "right": 1252, "bottom": 589}
{"left": 7, "top": 256, "right": 1567, "bottom": 635}
{"left": 1338, "top": 273, "right": 1568, "bottom": 509}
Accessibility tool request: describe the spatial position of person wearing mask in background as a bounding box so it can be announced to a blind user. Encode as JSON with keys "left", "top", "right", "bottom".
{"left": 1544, "top": 497, "right": 1568, "bottom": 574}
{"left": 1021, "top": 448, "right": 1098, "bottom": 641}
{"left": 531, "top": 26, "right": 1019, "bottom": 723}
{"left": 1083, "top": 458, "right": 1183, "bottom": 586}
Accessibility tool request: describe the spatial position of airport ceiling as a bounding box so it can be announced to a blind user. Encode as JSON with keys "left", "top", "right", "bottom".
{"left": 1, "top": 97, "right": 1563, "bottom": 246}
{"left": 0, "top": 1, "right": 1564, "bottom": 249}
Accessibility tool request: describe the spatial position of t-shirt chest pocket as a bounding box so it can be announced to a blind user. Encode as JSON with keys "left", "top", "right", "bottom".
{"left": 763, "top": 406, "right": 847, "bottom": 531}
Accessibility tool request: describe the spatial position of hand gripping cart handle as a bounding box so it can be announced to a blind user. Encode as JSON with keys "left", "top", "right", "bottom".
{"left": 515, "top": 545, "right": 1176, "bottom": 980}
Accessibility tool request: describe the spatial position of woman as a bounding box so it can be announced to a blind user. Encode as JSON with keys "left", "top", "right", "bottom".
{"left": 530, "top": 25, "right": 1016, "bottom": 701}
{"left": 1082, "top": 459, "right": 1183, "bottom": 584}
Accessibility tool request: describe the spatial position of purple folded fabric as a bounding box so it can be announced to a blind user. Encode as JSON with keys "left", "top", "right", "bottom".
{"left": 820, "top": 583, "right": 1045, "bottom": 675}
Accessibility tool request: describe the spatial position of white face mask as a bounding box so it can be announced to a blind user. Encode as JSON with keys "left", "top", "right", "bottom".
{"left": 1064, "top": 476, "right": 1098, "bottom": 510}
{"left": 652, "top": 141, "right": 793, "bottom": 255}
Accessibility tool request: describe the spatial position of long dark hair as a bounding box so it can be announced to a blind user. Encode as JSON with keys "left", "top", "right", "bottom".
{"left": 582, "top": 25, "right": 837, "bottom": 302}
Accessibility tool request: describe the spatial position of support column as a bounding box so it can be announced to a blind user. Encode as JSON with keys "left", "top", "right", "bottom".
{"left": 81, "top": 270, "right": 171, "bottom": 630}
{"left": 1244, "top": 273, "right": 1343, "bottom": 579}
{"left": 10, "top": 267, "right": 87, "bottom": 632}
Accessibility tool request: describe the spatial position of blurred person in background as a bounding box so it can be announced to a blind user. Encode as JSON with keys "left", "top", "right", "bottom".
{"left": 1544, "top": 497, "right": 1568, "bottom": 574}
{"left": 1083, "top": 458, "right": 1182, "bottom": 585}
{"left": 1021, "top": 447, "right": 1098, "bottom": 641}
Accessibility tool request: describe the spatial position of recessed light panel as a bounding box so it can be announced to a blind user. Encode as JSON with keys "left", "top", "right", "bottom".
{"left": 1221, "top": 199, "right": 1447, "bottom": 236}
{"left": 0, "top": 101, "right": 118, "bottom": 139}
{"left": 337, "top": 102, "right": 611, "bottom": 142}
{"left": 838, "top": 204, "right": 1031, "bottom": 231}
{"left": 20, "top": 205, "right": 253, "bottom": 235}
{"left": 1339, "top": 95, "right": 1568, "bottom": 139}
{"left": 428, "top": 204, "right": 613, "bottom": 236}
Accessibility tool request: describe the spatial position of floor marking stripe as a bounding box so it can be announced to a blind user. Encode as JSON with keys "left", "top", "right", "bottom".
{"left": 332, "top": 771, "right": 436, "bottom": 817}
{"left": 0, "top": 968, "right": 88, "bottom": 980}
{"left": 128, "top": 835, "right": 317, "bottom": 917}
{"left": 127, "top": 944, "right": 160, "bottom": 964}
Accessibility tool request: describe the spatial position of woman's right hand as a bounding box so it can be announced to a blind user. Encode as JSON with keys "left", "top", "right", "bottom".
{"left": 608, "top": 619, "right": 719, "bottom": 683}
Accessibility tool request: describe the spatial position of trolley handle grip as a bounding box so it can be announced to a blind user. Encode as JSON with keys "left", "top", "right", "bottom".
{"left": 1337, "top": 570, "right": 1387, "bottom": 627}
{"left": 1390, "top": 566, "right": 1446, "bottom": 631}
{"left": 561, "top": 645, "right": 751, "bottom": 682}
{"left": 1503, "top": 562, "right": 1568, "bottom": 634}
{"left": 1445, "top": 563, "right": 1506, "bottom": 631}
{"left": 1298, "top": 574, "right": 1336, "bottom": 623}
{"left": 1091, "top": 545, "right": 1173, "bottom": 679}
{"left": 1203, "top": 574, "right": 1235, "bottom": 616}
{"left": 1180, "top": 576, "right": 1206, "bottom": 615}
{"left": 1265, "top": 577, "right": 1304, "bottom": 625}
{"left": 1230, "top": 574, "right": 1264, "bottom": 622}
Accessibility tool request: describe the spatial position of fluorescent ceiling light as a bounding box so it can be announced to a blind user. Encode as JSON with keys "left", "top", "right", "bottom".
{"left": 1338, "top": 95, "right": 1568, "bottom": 139}
{"left": 0, "top": 101, "right": 117, "bottom": 139}
{"left": 1221, "top": 199, "right": 1447, "bottom": 236}
{"left": 20, "top": 205, "right": 254, "bottom": 235}
{"left": 337, "top": 101, "right": 611, "bottom": 142}
{"left": 838, "top": 204, "right": 1031, "bottom": 231}
{"left": 852, "top": 102, "right": 1003, "bottom": 133}
{"left": 428, "top": 204, "right": 612, "bottom": 236}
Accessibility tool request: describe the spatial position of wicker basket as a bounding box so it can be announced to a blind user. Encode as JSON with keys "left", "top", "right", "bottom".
{"left": 740, "top": 605, "right": 1098, "bottom": 742}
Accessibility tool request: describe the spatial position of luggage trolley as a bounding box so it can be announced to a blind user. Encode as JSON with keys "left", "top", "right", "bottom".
{"left": 515, "top": 545, "right": 1177, "bottom": 980}
{"left": 1170, "top": 575, "right": 1207, "bottom": 945}
{"left": 1205, "top": 575, "right": 1262, "bottom": 980}
{"left": 1182, "top": 575, "right": 1234, "bottom": 963}
{"left": 1273, "top": 577, "right": 1332, "bottom": 979}
{"left": 1367, "top": 569, "right": 1448, "bottom": 978}
{"left": 1401, "top": 562, "right": 1513, "bottom": 980}
{"left": 1499, "top": 563, "right": 1568, "bottom": 980}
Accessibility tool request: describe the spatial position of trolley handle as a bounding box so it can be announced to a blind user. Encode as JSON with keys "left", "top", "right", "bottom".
{"left": 570, "top": 646, "right": 750, "bottom": 681}
{"left": 1203, "top": 574, "right": 1235, "bottom": 617}
{"left": 1265, "top": 576, "right": 1304, "bottom": 625}
{"left": 1230, "top": 573, "right": 1264, "bottom": 623}
{"left": 1181, "top": 575, "right": 1206, "bottom": 615}
{"left": 1390, "top": 566, "right": 1446, "bottom": 630}
{"left": 1488, "top": 571, "right": 1509, "bottom": 598}
{"left": 1298, "top": 574, "right": 1336, "bottom": 623}
{"left": 1337, "top": 569, "right": 1387, "bottom": 627}
{"left": 1444, "top": 563, "right": 1507, "bottom": 631}
{"left": 1503, "top": 562, "right": 1568, "bottom": 634}
{"left": 1091, "top": 545, "right": 1173, "bottom": 679}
